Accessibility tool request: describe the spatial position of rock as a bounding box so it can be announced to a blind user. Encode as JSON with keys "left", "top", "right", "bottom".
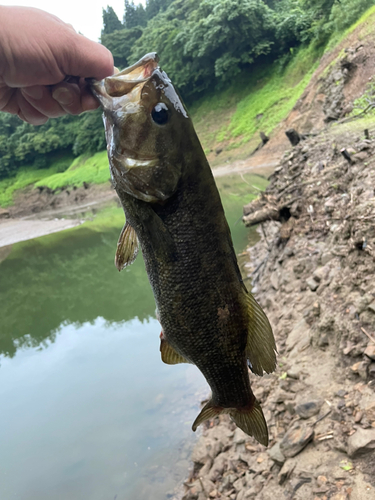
{"left": 199, "top": 457, "right": 213, "bottom": 476}
{"left": 280, "top": 423, "right": 314, "bottom": 458}
{"left": 313, "top": 302, "right": 321, "bottom": 317}
{"left": 347, "top": 428, "right": 375, "bottom": 457}
{"left": 312, "top": 267, "right": 326, "bottom": 282}
{"left": 199, "top": 477, "right": 217, "bottom": 496}
{"left": 355, "top": 411, "right": 363, "bottom": 423}
{"left": 206, "top": 439, "right": 223, "bottom": 459}
{"left": 321, "top": 252, "right": 333, "bottom": 265}
{"left": 295, "top": 400, "right": 323, "bottom": 419}
{"left": 335, "top": 389, "right": 348, "bottom": 398}
{"left": 364, "top": 345, "right": 375, "bottom": 361}
{"left": 351, "top": 361, "right": 369, "bottom": 380}
{"left": 233, "top": 428, "right": 247, "bottom": 445}
{"left": 0, "top": 208, "right": 10, "bottom": 219}
{"left": 278, "top": 460, "right": 295, "bottom": 485}
{"left": 233, "top": 476, "right": 245, "bottom": 492}
{"left": 286, "top": 319, "right": 311, "bottom": 353}
{"left": 354, "top": 151, "right": 369, "bottom": 161}
{"left": 368, "top": 301, "right": 375, "bottom": 314}
{"left": 330, "top": 494, "right": 349, "bottom": 500}
{"left": 306, "top": 277, "right": 319, "bottom": 291}
{"left": 268, "top": 442, "right": 286, "bottom": 465}
{"left": 208, "top": 454, "right": 228, "bottom": 482}
{"left": 192, "top": 440, "right": 210, "bottom": 464}
{"left": 270, "top": 271, "right": 279, "bottom": 290}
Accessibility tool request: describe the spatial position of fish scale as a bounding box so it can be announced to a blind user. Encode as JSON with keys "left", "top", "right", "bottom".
{"left": 90, "top": 53, "right": 277, "bottom": 446}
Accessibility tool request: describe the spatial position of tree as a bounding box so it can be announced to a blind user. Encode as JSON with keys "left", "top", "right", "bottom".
{"left": 101, "top": 27, "right": 143, "bottom": 69}
{"left": 124, "top": 0, "right": 147, "bottom": 28}
{"left": 102, "top": 6, "right": 124, "bottom": 35}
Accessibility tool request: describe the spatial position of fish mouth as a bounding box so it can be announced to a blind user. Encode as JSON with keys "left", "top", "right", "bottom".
{"left": 89, "top": 53, "right": 160, "bottom": 104}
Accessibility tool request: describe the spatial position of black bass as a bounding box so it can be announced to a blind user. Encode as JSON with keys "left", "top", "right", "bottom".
{"left": 90, "top": 53, "right": 276, "bottom": 446}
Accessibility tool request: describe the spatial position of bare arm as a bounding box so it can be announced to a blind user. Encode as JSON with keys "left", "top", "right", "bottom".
{"left": 0, "top": 6, "right": 114, "bottom": 125}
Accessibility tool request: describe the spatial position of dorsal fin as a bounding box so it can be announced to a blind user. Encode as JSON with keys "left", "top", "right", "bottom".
{"left": 115, "top": 222, "right": 139, "bottom": 271}
{"left": 244, "top": 292, "right": 277, "bottom": 376}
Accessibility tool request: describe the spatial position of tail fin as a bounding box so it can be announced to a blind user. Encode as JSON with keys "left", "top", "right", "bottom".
{"left": 192, "top": 399, "right": 268, "bottom": 446}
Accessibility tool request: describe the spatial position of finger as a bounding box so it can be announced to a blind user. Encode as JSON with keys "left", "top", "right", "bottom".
{"left": 62, "top": 34, "right": 114, "bottom": 80}
{"left": 16, "top": 91, "right": 48, "bottom": 125}
{"left": 22, "top": 85, "right": 66, "bottom": 118}
{"left": 51, "top": 82, "right": 84, "bottom": 115}
{"left": 0, "top": 85, "right": 17, "bottom": 112}
{"left": 80, "top": 86, "right": 100, "bottom": 112}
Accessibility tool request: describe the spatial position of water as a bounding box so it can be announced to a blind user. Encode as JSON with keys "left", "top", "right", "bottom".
{"left": 0, "top": 174, "right": 261, "bottom": 500}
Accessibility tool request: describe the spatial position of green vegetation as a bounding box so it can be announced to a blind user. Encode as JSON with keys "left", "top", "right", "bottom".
{"left": 34, "top": 151, "right": 110, "bottom": 190}
{"left": 191, "top": 43, "right": 323, "bottom": 156}
{"left": 1, "top": 0, "right": 375, "bottom": 204}
{"left": 0, "top": 156, "right": 73, "bottom": 207}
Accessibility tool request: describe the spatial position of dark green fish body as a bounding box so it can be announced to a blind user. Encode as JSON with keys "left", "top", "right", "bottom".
{"left": 91, "top": 54, "right": 276, "bottom": 445}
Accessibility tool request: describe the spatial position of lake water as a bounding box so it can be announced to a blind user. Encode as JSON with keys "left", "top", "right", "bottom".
{"left": 0, "top": 174, "right": 262, "bottom": 500}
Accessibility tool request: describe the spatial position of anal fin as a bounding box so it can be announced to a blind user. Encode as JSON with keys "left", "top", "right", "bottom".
{"left": 245, "top": 292, "right": 277, "bottom": 376}
{"left": 115, "top": 222, "right": 139, "bottom": 271}
{"left": 160, "top": 337, "right": 191, "bottom": 365}
{"left": 192, "top": 398, "right": 268, "bottom": 446}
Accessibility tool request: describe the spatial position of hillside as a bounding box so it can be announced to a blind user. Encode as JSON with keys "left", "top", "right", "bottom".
{"left": 173, "top": 13, "right": 375, "bottom": 500}
{"left": 2, "top": 6, "right": 375, "bottom": 217}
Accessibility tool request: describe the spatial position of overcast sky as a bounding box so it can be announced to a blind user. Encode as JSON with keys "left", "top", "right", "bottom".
{"left": 1, "top": 0, "right": 137, "bottom": 42}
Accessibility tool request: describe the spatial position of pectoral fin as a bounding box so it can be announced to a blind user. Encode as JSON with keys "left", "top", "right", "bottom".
{"left": 115, "top": 222, "right": 139, "bottom": 271}
{"left": 245, "top": 292, "right": 277, "bottom": 376}
{"left": 160, "top": 337, "right": 191, "bottom": 365}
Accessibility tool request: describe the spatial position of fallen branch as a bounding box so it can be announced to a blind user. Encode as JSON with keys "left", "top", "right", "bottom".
{"left": 243, "top": 206, "right": 280, "bottom": 227}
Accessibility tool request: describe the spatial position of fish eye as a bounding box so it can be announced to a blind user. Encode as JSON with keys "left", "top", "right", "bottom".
{"left": 151, "top": 103, "right": 169, "bottom": 125}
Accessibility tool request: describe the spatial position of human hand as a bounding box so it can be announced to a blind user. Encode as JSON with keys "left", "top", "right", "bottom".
{"left": 0, "top": 6, "right": 114, "bottom": 125}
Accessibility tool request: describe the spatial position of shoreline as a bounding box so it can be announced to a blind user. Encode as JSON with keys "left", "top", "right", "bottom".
{"left": 0, "top": 161, "right": 274, "bottom": 250}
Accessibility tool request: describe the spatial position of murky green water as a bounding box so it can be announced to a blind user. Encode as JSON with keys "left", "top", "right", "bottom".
{"left": 0, "top": 174, "right": 264, "bottom": 500}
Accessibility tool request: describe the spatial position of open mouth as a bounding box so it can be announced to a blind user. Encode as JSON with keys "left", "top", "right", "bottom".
{"left": 90, "top": 53, "right": 160, "bottom": 101}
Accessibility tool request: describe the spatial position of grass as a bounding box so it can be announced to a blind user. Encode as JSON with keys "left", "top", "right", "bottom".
{"left": 325, "top": 5, "right": 375, "bottom": 51}
{"left": 228, "top": 46, "right": 322, "bottom": 141}
{"left": 35, "top": 151, "right": 110, "bottom": 190}
{"left": 0, "top": 155, "right": 73, "bottom": 207}
{"left": 192, "top": 43, "right": 323, "bottom": 161}
{"left": 3, "top": 5, "right": 375, "bottom": 206}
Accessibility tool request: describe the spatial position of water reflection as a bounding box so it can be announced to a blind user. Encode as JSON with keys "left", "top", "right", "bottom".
{"left": 0, "top": 173, "right": 263, "bottom": 499}
{"left": 0, "top": 317, "right": 206, "bottom": 500}
{"left": 0, "top": 227, "right": 155, "bottom": 358}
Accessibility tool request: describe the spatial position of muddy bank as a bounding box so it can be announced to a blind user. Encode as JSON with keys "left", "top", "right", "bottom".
{"left": 174, "top": 124, "right": 375, "bottom": 500}
{"left": 0, "top": 162, "right": 271, "bottom": 249}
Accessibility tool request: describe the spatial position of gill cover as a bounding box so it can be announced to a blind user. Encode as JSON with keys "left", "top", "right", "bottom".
{"left": 90, "top": 53, "right": 190, "bottom": 204}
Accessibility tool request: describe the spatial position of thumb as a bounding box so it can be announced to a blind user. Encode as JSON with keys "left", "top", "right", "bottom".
{"left": 62, "top": 33, "right": 114, "bottom": 80}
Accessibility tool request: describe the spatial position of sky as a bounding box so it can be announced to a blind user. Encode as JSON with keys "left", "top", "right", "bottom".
{"left": 0, "top": 0, "right": 138, "bottom": 42}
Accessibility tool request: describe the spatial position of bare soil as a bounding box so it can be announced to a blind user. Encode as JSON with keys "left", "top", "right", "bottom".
{"left": 171, "top": 21, "right": 375, "bottom": 499}
{"left": 173, "top": 118, "right": 375, "bottom": 500}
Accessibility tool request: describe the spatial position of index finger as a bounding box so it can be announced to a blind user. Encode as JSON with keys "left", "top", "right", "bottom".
{"left": 62, "top": 33, "right": 114, "bottom": 80}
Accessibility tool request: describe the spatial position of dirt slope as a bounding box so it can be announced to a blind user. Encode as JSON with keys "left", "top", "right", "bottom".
{"left": 240, "top": 11, "right": 375, "bottom": 174}
{"left": 174, "top": 118, "right": 375, "bottom": 500}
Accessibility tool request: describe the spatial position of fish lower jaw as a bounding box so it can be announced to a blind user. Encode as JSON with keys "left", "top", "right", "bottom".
{"left": 111, "top": 151, "right": 159, "bottom": 171}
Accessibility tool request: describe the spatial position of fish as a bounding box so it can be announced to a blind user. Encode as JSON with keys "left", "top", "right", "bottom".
{"left": 90, "top": 53, "right": 277, "bottom": 446}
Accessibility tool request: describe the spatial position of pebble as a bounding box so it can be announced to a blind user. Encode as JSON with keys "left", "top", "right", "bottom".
{"left": 268, "top": 442, "right": 286, "bottom": 465}
{"left": 364, "top": 345, "right": 375, "bottom": 361}
{"left": 306, "top": 277, "right": 319, "bottom": 291}
{"left": 278, "top": 461, "right": 295, "bottom": 485}
{"left": 347, "top": 428, "right": 375, "bottom": 458}
{"left": 295, "top": 400, "right": 323, "bottom": 419}
{"left": 335, "top": 389, "right": 348, "bottom": 398}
